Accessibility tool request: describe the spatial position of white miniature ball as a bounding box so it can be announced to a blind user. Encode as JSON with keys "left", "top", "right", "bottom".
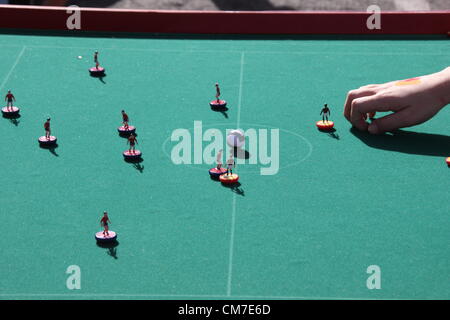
{"left": 227, "top": 129, "right": 245, "bottom": 148}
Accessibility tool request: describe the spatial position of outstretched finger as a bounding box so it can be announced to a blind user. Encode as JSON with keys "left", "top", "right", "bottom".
{"left": 343, "top": 88, "right": 377, "bottom": 121}
{"left": 368, "top": 109, "right": 414, "bottom": 134}
{"left": 350, "top": 94, "right": 400, "bottom": 131}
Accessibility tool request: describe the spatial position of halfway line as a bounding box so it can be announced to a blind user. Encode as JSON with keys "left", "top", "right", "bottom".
{"left": 226, "top": 194, "right": 237, "bottom": 296}
{"left": 236, "top": 52, "right": 245, "bottom": 128}
{"left": 226, "top": 51, "right": 245, "bottom": 296}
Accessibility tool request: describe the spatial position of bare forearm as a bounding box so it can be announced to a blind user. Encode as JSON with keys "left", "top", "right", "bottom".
{"left": 433, "top": 66, "right": 450, "bottom": 107}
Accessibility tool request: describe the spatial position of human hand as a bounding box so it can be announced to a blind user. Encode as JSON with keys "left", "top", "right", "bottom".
{"left": 344, "top": 67, "right": 450, "bottom": 134}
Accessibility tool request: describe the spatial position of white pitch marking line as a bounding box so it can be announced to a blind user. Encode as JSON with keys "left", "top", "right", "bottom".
{"left": 0, "top": 46, "right": 26, "bottom": 92}
{"left": 227, "top": 194, "right": 238, "bottom": 296}
{"left": 236, "top": 52, "right": 245, "bottom": 129}
{"left": 394, "top": 0, "right": 430, "bottom": 10}
{"left": 226, "top": 51, "right": 245, "bottom": 297}
{"left": 0, "top": 293, "right": 390, "bottom": 299}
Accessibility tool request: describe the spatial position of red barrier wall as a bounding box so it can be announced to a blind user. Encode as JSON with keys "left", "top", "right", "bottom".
{"left": 0, "top": 5, "right": 449, "bottom": 34}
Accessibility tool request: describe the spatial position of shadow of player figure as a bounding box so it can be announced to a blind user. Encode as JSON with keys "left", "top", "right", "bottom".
{"left": 98, "top": 75, "right": 106, "bottom": 84}
{"left": 222, "top": 181, "right": 245, "bottom": 196}
{"left": 328, "top": 132, "right": 340, "bottom": 140}
{"left": 232, "top": 185, "right": 245, "bottom": 196}
{"left": 48, "top": 147, "right": 59, "bottom": 157}
{"left": 325, "top": 128, "right": 340, "bottom": 140}
{"left": 3, "top": 111, "right": 21, "bottom": 126}
{"left": 9, "top": 118, "right": 20, "bottom": 127}
{"left": 132, "top": 163, "right": 144, "bottom": 173}
{"left": 350, "top": 127, "right": 450, "bottom": 157}
{"left": 40, "top": 143, "right": 59, "bottom": 157}
{"left": 90, "top": 71, "right": 106, "bottom": 84}
{"left": 107, "top": 247, "right": 118, "bottom": 259}
{"left": 210, "top": 105, "right": 229, "bottom": 119}
{"left": 212, "top": 0, "right": 293, "bottom": 10}
{"left": 232, "top": 147, "right": 250, "bottom": 159}
{"left": 97, "top": 240, "right": 119, "bottom": 259}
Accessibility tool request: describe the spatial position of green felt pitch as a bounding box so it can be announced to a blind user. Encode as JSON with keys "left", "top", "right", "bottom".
{"left": 0, "top": 33, "right": 449, "bottom": 299}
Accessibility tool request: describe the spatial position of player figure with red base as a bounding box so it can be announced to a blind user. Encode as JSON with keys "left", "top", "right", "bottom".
{"left": 316, "top": 104, "right": 335, "bottom": 130}
{"left": 321, "top": 104, "right": 331, "bottom": 123}
{"left": 38, "top": 118, "right": 57, "bottom": 146}
{"left": 89, "top": 51, "right": 105, "bottom": 75}
{"left": 5, "top": 90, "right": 15, "bottom": 111}
{"left": 219, "top": 152, "right": 239, "bottom": 184}
{"left": 118, "top": 110, "right": 135, "bottom": 135}
{"left": 123, "top": 132, "right": 141, "bottom": 160}
{"left": 208, "top": 149, "right": 227, "bottom": 179}
{"left": 44, "top": 118, "right": 51, "bottom": 139}
{"left": 216, "top": 149, "right": 223, "bottom": 170}
{"left": 226, "top": 153, "right": 235, "bottom": 176}
{"left": 95, "top": 211, "right": 117, "bottom": 243}
{"left": 94, "top": 51, "right": 99, "bottom": 70}
{"left": 215, "top": 83, "right": 221, "bottom": 102}
{"left": 122, "top": 110, "right": 129, "bottom": 130}
{"left": 128, "top": 133, "right": 138, "bottom": 154}
{"left": 210, "top": 83, "right": 227, "bottom": 108}
{"left": 100, "top": 211, "right": 111, "bottom": 236}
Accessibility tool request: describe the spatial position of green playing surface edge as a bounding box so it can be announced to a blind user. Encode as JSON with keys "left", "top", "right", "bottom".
{"left": 0, "top": 33, "right": 449, "bottom": 300}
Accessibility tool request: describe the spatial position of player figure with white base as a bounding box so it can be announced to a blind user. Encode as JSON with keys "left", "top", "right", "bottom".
{"left": 210, "top": 83, "right": 227, "bottom": 108}
{"left": 2, "top": 90, "right": 20, "bottom": 117}
{"left": 96, "top": 211, "right": 117, "bottom": 243}
{"left": 5, "top": 90, "right": 15, "bottom": 111}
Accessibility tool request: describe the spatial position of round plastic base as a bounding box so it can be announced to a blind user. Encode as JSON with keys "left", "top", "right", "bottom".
{"left": 2, "top": 106, "right": 20, "bottom": 116}
{"left": 227, "top": 130, "right": 245, "bottom": 148}
{"left": 38, "top": 136, "right": 57, "bottom": 145}
{"left": 316, "top": 120, "right": 334, "bottom": 130}
{"left": 209, "top": 167, "right": 227, "bottom": 178}
{"left": 210, "top": 100, "right": 227, "bottom": 108}
{"left": 89, "top": 67, "right": 105, "bottom": 74}
{"left": 95, "top": 231, "right": 117, "bottom": 243}
{"left": 219, "top": 173, "right": 239, "bottom": 184}
{"left": 123, "top": 150, "right": 142, "bottom": 159}
{"left": 118, "top": 125, "right": 136, "bottom": 134}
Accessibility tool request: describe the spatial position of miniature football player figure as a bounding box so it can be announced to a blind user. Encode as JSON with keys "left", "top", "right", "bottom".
{"left": 209, "top": 82, "right": 227, "bottom": 108}
{"left": 44, "top": 118, "right": 51, "bottom": 140}
{"left": 122, "top": 110, "right": 129, "bottom": 130}
{"left": 94, "top": 51, "right": 99, "bottom": 69}
{"left": 226, "top": 152, "right": 235, "bottom": 176}
{"left": 215, "top": 83, "right": 221, "bottom": 103}
{"left": 320, "top": 104, "right": 331, "bottom": 123}
{"left": 5, "top": 90, "right": 15, "bottom": 111}
{"left": 100, "top": 211, "right": 111, "bottom": 236}
{"left": 216, "top": 149, "right": 223, "bottom": 169}
{"left": 128, "top": 133, "right": 138, "bottom": 154}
